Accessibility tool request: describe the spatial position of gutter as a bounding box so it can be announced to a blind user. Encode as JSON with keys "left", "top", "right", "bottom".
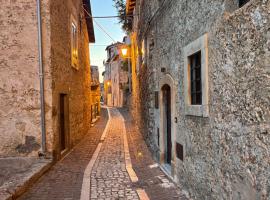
{"left": 36, "top": 0, "right": 46, "bottom": 156}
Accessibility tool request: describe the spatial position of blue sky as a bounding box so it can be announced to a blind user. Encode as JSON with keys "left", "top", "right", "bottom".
{"left": 90, "top": 0, "right": 125, "bottom": 82}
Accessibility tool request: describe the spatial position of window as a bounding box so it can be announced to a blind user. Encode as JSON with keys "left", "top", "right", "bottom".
{"left": 141, "top": 39, "right": 146, "bottom": 64}
{"left": 176, "top": 143, "right": 184, "bottom": 161}
{"left": 71, "top": 21, "right": 78, "bottom": 69}
{"left": 189, "top": 51, "right": 202, "bottom": 105}
{"left": 154, "top": 91, "right": 159, "bottom": 109}
{"left": 184, "top": 34, "right": 209, "bottom": 117}
{"left": 239, "top": 0, "right": 250, "bottom": 8}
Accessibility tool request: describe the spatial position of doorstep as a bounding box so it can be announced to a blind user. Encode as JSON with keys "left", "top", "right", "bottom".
{"left": 91, "top": 116, "right": 100, "bottom": 126}
{"left": 0, "top": 157, "right": 53, "bottom": 200}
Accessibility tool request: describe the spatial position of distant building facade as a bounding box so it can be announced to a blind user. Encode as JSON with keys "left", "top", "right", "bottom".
{"left": 100, "top": 82, "right": 105, "bottom": 103}
{"left": 103, "top": 42, "right": 129, "bottom": 107}
{"left": 90, "top": 65, "right": 101, "bottom": 123}
{"left": 0, "top": 0, "right": 95, "bottom": 159}
{"left": 127, "top": 0, "right": 270, "bottom": 199}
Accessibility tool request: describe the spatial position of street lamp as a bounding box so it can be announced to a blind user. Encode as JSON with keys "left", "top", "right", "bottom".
{"left": 119, "top": 45, "right": 131, "bottom": 93}
{"left": 121, "top": 48, "right": 128, "bottom": 57}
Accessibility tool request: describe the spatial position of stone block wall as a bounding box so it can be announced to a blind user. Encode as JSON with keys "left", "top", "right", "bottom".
{"left": 206, "top": 2, "right": 270, "bottom": 198}
{"left": 0, "top": 0, "right": 93, "bottom": 158}
{"left": 50, "top": 0, "right": 92, "bottom": 156}
{"left": 90, "top": 65, "right": 101, "bottom": 120}
{"left": 131, "top": 0, "right": 270, "bottom": 199}
{"left": 0, "top": 0, "right": 52, "bottom": 157}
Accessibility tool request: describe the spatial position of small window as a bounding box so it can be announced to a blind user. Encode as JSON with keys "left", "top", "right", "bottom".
{"left": 184, "top": 34, "right": 209, "bottom": 117}
{"left": 239, "top": 0, "right": 250, "bottom": 8}
{"left": 140, "top": 39, "right": 146, "bottom": 65}
{"left": 71, "top": 22, "right": 78, "bottom": 68}
{"left": 154, "top": 91, "right": 159, "bottom": 109}
{"left": 176, "top": 143, "right": 184, "bottom": 161}
{"left": 189, "top": 51, "right": 202, "bottom": 105}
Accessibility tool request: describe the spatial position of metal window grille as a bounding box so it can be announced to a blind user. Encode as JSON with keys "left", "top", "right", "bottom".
{"left": 157, "top": 128, "right": 160, "bottom": 146}
{"left": 155, "top": 91, "right": 159, "bottom": 109}
{"left": 176, "top": 143, "right": 184, "bottom": 161}
{"left": 189, "top": 51, "right": 202, "bottom": 105}
{"left": 239, "top": 0, "right": 250, "bottom": 8}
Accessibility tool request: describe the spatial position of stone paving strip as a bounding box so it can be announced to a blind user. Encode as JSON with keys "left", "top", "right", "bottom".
{"left": 18, "top": 108, "right": 109, "bottom": 200}
{"left": 80, "top": 107, "right": 112, "bottom": 200}
{"left": 122, "top": 116, "right": 139, "bottom": 183}
{"left": 121, "top": 116, "right": 149, "bottom": 200}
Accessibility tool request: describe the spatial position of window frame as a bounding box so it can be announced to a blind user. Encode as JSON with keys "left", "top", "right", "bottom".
{"left": 70, "top": 15, "right": 79, "bottom": 69}
{"left": 189, "top": 51, "right": 202, "bottom": 105}
{"left": 141, "top": 39, "right": 146, "bottom": 64}
{"left": 238, "top": 0, "right": 250, "bottom": 8}
{"left": 184, "top": 33, "right": 209, "bottom": 117}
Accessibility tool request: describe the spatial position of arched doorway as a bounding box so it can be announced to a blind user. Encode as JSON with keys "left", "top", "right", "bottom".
{"left": 161, "top": 84, "right": 172, "bottom": 165}
{"left": 159, "top": 74, "right": 176, "bottom": 177}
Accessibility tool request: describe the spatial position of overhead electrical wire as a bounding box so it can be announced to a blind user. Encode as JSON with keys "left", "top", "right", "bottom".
{"left": 90, "top": 44, "right": 110, "bottom": 46}
{"left": 83, "top": 1, "right": 177, "bottom": 47}
{"left": 93, "top": 20, "right": 116, "bottom": 42}
{"left": 83, "top": 0, "right": 174, "bottom": 42}
{"left": 82, "top": 5, "right": 116, "bottom": 43}
{"left": 86, "top": 15, "right": 134, "bottom": 19}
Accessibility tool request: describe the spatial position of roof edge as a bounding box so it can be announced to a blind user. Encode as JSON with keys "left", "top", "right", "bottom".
{"left": 83, "top": 0, "right": 95, "bottom": 43}
{"left": 126, "top": 0, "right": 136, "bottom": 15}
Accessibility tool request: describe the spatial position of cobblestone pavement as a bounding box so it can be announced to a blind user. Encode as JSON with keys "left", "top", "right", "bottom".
{"left": 18, "top": 108, "right": 108, "bottom": 200}
{"left": 18, "top": 107, "right": 189, "bottom": 200}
{"left": 90, "top": 108, "right": 139, "bottom": 200}
{"left": 119, "top": 108, "right": 189, "bottom": 200}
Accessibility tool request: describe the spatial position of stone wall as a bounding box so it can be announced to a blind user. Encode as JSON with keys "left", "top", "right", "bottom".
{"left": 0, "top": 0, "right": 52, "bottom": 157}
{"left": 90, "top": 66, "right": 101, "bottom": 120}
{"left": 206, "top": 2, "right": 270, "bottom": 198}
{"left": 0, "top": 0, "right": 93, "bottom": 158}
{"left": 50, "top": 0, "right": 92, "bottom": 156}
{"left": 131, "top": 0, "right": 270, "bottom": 199}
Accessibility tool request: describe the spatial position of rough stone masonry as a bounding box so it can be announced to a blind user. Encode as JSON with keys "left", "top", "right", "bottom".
{"left": 0, "top": 0, "right": 95, "bottom": 158}
{"left": 129, "top": 0, "right": 270, "bottom": 199}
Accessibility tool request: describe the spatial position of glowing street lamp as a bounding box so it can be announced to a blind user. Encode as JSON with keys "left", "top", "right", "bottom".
{"left": 119, "top": 45, "right": 131, "bottom": 93}
{"left": 120, "top": 45, "right": 131, "bottom": 59}
{"left": 121, "top": 48, "right": 128, "bottom": 57}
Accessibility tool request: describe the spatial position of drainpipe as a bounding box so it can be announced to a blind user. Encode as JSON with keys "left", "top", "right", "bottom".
{"left": 37, "top": 0, "right": 46, "bottom": 156}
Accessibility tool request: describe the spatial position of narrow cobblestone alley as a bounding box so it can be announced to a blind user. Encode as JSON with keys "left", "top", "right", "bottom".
{"left": 18, "top": 108, "right": 188, "bottom": 200}
{"left": 1, "top": 1, "right": 268, "bottom": 199}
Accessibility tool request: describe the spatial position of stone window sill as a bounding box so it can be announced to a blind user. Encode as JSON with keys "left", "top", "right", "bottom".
{"left": 185, "top": 104, "right": 209, "bottom": 117}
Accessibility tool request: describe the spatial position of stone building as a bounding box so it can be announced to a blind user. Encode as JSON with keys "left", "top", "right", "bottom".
{"left": 100, "top": 82, "right": 105, "bottom": 103}
{"left": 0, "top": 0, "right": 95, "bottom": 159}
{"left": 90, "top": 65, "right": 101, "bottom": 123}
{"left": 127, "top": 0, "right": 270, "bottom": 199}
{"left": 103, "top": 42, "right": 129, "bottom": 107}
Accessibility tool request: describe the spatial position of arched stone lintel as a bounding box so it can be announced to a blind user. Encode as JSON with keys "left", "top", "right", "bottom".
{"left": 158, "top": 73, "right": 176, "bottom": 91}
